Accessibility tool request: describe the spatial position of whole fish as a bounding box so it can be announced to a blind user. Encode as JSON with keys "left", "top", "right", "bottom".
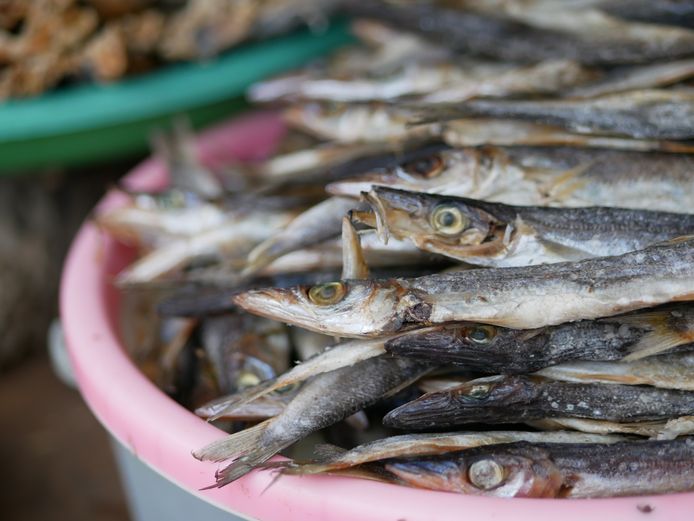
{"left": 417, "top": 90, "right": 694, "bottom": 140}
{"left": 357, "top": 186, "right": 694, "bottom": 266}
{"left": 441, "top": 118, "right": 694, "bottom": 152}
{"left": 535, "top": 351, "right": 694, "bottom": 390}
{"left": 253, "top": 59, "right": 592, "bottom": 103}
{"left": 283, "top": 102, "right": 438, "bottom": 144}
{"left": 328, "top": 146, "right": 694, "bottom": 213}
{"left": 385, "top": 305, "right": 694, "bottom": 373}
{"left": 279, "top": 430, "right": 623, "bottom": 475}
{"left": 116, "top": 208, "right": 297, "bottom": 285}
{"left": 568, "top": 59, "right": 694, "bottom": 98}
{"left": 386, "top": 438, "right": 694, "bottom": 497}
{"left": 192, "top": 355, "right": 431, "bottom": 487}
{"left": 232, "top": 236, "right": 694, "bottom": 337}
{"left": 346, "top": 1, "right": 694, "bottom": 65}
{"left": 383, "top": 375, "right": 694, "bottom": 429}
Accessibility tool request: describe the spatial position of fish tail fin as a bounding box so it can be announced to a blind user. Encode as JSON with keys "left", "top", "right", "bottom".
{"left": 618, "top": 311, "right": 692, "bottom": 361}
{"left": 194, "top": 418, "right": 290, "bottom": 487}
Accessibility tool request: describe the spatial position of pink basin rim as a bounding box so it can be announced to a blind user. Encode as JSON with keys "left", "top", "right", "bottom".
{"left": 60, "top": 111, "right": 693, "bottom": 521}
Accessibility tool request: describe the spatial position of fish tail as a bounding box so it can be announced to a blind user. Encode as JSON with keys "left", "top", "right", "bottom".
{"left": 194, "top": 419, "right": 273, "bottom": 463}
{"left": 618, "top": 311, "right": 693, "bottom": 361}
{"left": 194, "top": 418, "right": 291, "bottom": 487}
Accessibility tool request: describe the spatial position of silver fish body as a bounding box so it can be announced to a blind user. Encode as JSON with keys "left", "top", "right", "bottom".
{"left": 386, "top": 438, "right": 694, "bottom": 497}
{"left": 233, "top": 237, "right": 694, "bottom": 337}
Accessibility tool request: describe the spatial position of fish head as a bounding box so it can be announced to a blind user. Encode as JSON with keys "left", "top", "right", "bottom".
{"left": 383, "top": 376, "right": 538, "bottom": 428}
{"left": 386, "top": 324, "right": 547, "bottom": 367}
{"left": 232, "top": 279, "right": 407, "bottom": 337}
{"left": 360, "top": 186, "right": 504, "bottom": 259}
{"left": 386, "top": 444, "right": 563, "bottom": 497}
{"left": 327, "top": 148, "right": 480, "bottom": 198}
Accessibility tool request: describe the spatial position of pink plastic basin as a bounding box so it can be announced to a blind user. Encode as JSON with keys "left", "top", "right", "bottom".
{"left": 61, "top": 112, "right": 693, "bottom": 521}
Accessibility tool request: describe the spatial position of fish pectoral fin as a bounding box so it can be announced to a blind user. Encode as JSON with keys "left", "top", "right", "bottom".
{"left": 618, "top": 311, "right": 693, "bottom": 361}
{"left": 529, "top": 162, "right": 592, "bottom": 203}
{"left": 535, "top": 237, "right": 593, "bottom": 261}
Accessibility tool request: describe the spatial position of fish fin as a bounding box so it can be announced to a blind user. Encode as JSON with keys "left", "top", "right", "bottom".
{"left": 361, "top": 190, "right": 391, "bottom": 244}
{"left": 194, "top": 418, "right": 291, "bottom": 487}
{"left": 532, "top": 163, "right": 592, "bottom": 203}
{"left": 193, "top": 419, "right": 274, "bottom": 463}
{"left": 615, "top": 311, "right": 692, "bottom": 361}
{"left": 341, "top": 216, "right": 370, "bottom": 280}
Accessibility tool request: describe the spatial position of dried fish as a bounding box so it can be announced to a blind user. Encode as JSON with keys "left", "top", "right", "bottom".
{"left": 233, "top": 237, "right": 694, "bottom": 337}
{"left": 535, "top": 352, "right": 694, "bottom": 390}
{"left": 385, "top": 306, "right": 694, "bottom": 373}
{"left": 329, "top": 146, "right": 694, "bottom": 213}
{"left": 417, "top": 90, "right": 694, "bottom": 140}
{"left": 193, "top": 355, "right": 431, "bottom": 487}
{"left": 357, "top": 186, "right": 694, "bottom": 266}
{"left": 386, "top": 438, "right": 694, "bottom": 497}
{"left": 346, "top": 1, "right": 694, "bottom": 65}
{"left": 280, "top": 430, "right": 625, "bottom": 475}
{"left": 383, "top": 375, "right": 694, "bottom": 429}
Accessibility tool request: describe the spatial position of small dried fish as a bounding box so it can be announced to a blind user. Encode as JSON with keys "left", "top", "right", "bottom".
{"left": 383, "top": 375, "right": 694, "bottom": 429}
{"left": 280, "top": 430, "right": 625, "bottom": 475}
{"left": 441, "top": 118, "right": 694, "bottom": 152}
{"left": 346, "top": 1, "right": 694, "bottom": 65}
{"left": 386, "top": 438, "right": 694, "bottom": 497}
{"left": 385, "top": 305, "right": 694, "bottom": 373}
{"left": 233, "top": 237, "right": 694, "bottom": 337}
{"left": 568, "top": 59, "right": 694, "bottom": 98}
{"left": 417, "top": 90, "right": 694, "bottom": 140}
{"left": 535, "top": 351, "right": 694, "bottom": 390}
{"left": 328, "top": 146, "right": 694, "bottom": 213}
{"left": 283, "top": 102, "right": 438, "bottom": 143}
{"left": 193, "top": 355, "right": 431, "bottom": 487}
{"left": 357, "top": 186, "right": 694, "bottom": 266}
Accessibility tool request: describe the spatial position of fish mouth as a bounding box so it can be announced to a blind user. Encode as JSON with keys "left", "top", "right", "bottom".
{"left": 386, "top": 459, "right": 464, "bottom": 492}
{"left": 232, "top": 287, "right": 305, "bottom": 324}
{"left": 383, "top": 392, "right": 456, "bottom": 430}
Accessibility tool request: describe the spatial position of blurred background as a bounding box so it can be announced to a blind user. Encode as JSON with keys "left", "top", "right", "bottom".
{"left": 1, "top": 1, "right": 344, "bottom": 519}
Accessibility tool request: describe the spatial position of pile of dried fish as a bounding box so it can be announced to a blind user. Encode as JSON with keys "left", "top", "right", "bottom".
{"left": 0, "top": 0, "right": 338, "bottom": 99}
{"left": 100, "top": 2, "right": 694, "bottom": 499}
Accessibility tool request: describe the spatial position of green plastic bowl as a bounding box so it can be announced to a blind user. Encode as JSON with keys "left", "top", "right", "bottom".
{"left": 0, "top": 21, "right": 352, "bottom": 173}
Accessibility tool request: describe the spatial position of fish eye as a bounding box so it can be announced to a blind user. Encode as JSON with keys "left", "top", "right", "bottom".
{"left": 465, "top": 384, "right": 491, "bottom": 399}
{"left": 430, "top": 205, "right": 469, "bottom": 236}
{"left": 466, "top": 325, "right": 497, "bottom": 344}
{"left": 237, "top": 370, "right": 261, "bottom": 389}
{"left": 402, "top": 154, "right": 444, "bottom": 178}
{"left": 468, "top": 459, "right": 505, "bottom": 490}
{"left": 307, "top": 282, "right": 347, "bottom": 306}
